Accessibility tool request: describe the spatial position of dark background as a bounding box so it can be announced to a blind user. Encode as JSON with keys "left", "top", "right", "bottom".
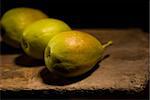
{"left": 0, "top": 0, "right": 149, "bottom": 32}
{"left": 0, "top": 0, "right": 149, "bottom": 99}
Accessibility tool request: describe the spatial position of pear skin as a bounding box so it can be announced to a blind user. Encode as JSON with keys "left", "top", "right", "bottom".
{"left": 45, "top": 31, "right": 112, "bottom": 77}
{"left": 21, "top": 18, "right": 71, "bottom": 59}
{"left": 1, "top": 7, "right": 48, "bottom": 48}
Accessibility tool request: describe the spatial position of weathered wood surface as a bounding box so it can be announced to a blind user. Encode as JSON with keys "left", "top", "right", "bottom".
{"left": 0, "top": 29, "right": 149, "bottom": 96}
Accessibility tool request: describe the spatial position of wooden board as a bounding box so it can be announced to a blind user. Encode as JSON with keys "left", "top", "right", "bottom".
{"left": 0, "top": 29, "right": 149, "bottom": 98}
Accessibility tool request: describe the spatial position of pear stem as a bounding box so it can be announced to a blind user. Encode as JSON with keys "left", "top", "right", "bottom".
{"left": 102, "top": 40, "right": 113, "bottom": 49}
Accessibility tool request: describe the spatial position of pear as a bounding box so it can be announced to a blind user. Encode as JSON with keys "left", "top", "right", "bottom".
{"left": 1, "top": 7, "right": 48, "bottom": 48}
{"left": 44, "top": 31, "right": 112, "bottom": 77}
{"left": 21, "top": 18, "right": 71, "bottom": 59}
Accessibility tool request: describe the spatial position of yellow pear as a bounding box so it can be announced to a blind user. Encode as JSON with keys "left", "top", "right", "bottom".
{"left": 1, "top": 7, "right": 48, "bottom": 48}
{"left": 21, "top": 18, "right": 71, "bottom": 59}
{"left": 45, "top": 31, "right": 112, "bottom": 77}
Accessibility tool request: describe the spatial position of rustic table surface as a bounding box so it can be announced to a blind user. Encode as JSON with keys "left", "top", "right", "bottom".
{"left": 0, "top": 29, "right": 149, "bottom": 98}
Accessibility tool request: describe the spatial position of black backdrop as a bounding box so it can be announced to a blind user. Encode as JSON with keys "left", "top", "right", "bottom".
{"left": 0, "top": 0, "right": 149, "bottom": 99}
{"left": 1, "top": 0, "right": 149, "bottom": 32}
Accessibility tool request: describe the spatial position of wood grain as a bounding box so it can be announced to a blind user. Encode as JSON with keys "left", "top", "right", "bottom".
{"left": 0, "top": 29, "right": 149, "bottom": 96}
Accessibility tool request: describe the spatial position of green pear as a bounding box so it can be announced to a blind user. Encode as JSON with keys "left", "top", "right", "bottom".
{"left": 21, "top": 18, "right": 71, "bottom": 59}
{"left": 1, "top": 7, "right": 48, "bottom": 48}
{"left": 45, "top": 31, "right": 112, "bottom": 77}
